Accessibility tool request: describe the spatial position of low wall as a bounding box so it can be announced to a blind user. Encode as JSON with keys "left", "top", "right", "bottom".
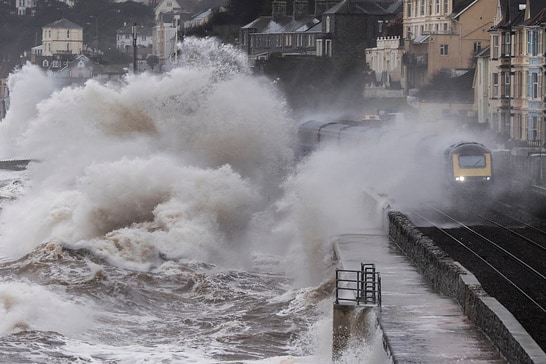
{"left": 332, "top": 305, "right": 378, "bottom": 361}
{"left": 388, "top": 211, "right": 546, "bottom": 364}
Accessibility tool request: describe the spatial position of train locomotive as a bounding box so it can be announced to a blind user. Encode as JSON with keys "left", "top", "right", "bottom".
{"left": 443, "top": 142, "right": 493, "bottom": 203}
{"left": 297, "top": 117, "right": 494, "bottom": 204}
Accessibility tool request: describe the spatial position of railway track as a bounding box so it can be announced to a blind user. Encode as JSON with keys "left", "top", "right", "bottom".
{"left": 407, "top": 205, "right": 546, "bottom": 352}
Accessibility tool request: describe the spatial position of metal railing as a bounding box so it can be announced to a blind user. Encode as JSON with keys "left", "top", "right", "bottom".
{"left": 335, "top": 263, "right": 381, "bottom": 307}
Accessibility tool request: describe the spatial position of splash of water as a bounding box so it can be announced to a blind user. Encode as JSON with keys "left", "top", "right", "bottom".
{"left": 0, "top": 38, "right": 294, "bottom": 267}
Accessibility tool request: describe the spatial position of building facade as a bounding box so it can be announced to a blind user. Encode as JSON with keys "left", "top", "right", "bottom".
{"left": 402, "top": 0, "right": 496, "bottom": 90}
{"left": 365, "top": 36, "right": 403, "bottom": 87}
{"left": 239, "top": 0, "right": 322, "bottom": 63}
{"left": 16, "top": 0, "right": 36, "bottom": 15}
{"left": 488, "top": 0, "right": 546, "bottom": 147}
{"left": 240, "top": 0, "right": 400, "bottom": 64}
{"left": 41, "top": 18, "right": 83, "bottom": 57}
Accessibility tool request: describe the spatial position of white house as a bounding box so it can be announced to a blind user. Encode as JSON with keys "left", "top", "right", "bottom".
{"left": 116, "top": 24, "right": 154, "bottom": 53}
{"left": 154, "top": 0, "right": 183, "bottom": 20}
{"left": 16, "top": 0, "right": 36, "bottom": 15}
{"left": 365, "top": 36, "right": 403, "bottom": 88}
{"left": 41, "top": 18, "right": 83, "bottom": 57}
{"left": 153, "top": 17, "right": 178, "bottom": 62}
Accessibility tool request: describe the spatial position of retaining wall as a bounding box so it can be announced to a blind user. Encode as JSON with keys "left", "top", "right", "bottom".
{"left": 388, "top": 211, "right": 546, "bottom": 364}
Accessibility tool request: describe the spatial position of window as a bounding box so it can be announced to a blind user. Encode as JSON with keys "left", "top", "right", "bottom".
{"left": 503, "top": 32, "right": 511, "bottom": 56}
{"left": 492, "top": 73, "right": 498, "bottom": 97}
{"left": 67, "top": 30, "right": 70, "bottom": 38}
{"left": 458, "top": 155, "right": 485, "bottom": 168}
{"left": 428, "top": 0, "right": 432, "bottom": 15}
{"left": 317, "top": 39, "right": 323, "bottom": 56}
{"left": 307, "top": 35, "right": 314, "bottom": 47}
{"left": 443, "top": 0, "right": 448, "bottom": 12}
{"left": 440, "top": 44, "right": 448, "bottom": 55}
{"left": 473, "top": 42, "right": 481, "bottom": 53}
{"left": 325, "top": 16, "right": 331, "bottom": 32}
{"left": 503, "top": 72, "right": 510, "bottom": 97}
{"left": 516, "top": 113, "right": 523, "bottom": 139}
{"left": 435, "top": 0, "right": 439, "bottom": 13}
{"left": 407, "top": 0, "right": 411, "bottom": 17}
{"left": 420, "top": 0, "right": 425, "bottom": 15}
{"left": 296, "top": 34, "right": 303, "bottom": 47}
{"left": 42, "top": 59, "right": 49, "bottom": 67}
{"left": 516, "top": 71, "right": 522, "bottom": 98}
{"left": 527, "top": 29, "right": 538, "bottom": 56}
{"left": 527, "top": 116, "right": 539, "bottom": 140}
{"left": 492, "top": 35, "right": 499, "bottom": 58}
{"left": 528, "top": 72, "right": 538, "bottom": 99}
{"left": 285, "top": 34, "right": 292, "bottom": 47}
{"left": 325, "top": 39, "right": 332, "bottom": 56}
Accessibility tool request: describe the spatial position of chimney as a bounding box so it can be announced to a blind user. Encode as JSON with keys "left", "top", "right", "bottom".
{"left": 293, "top": 0, "right": 308, "bottom": 20}
{"left": 314, "top": 0, "right": 337, "bottom": 17}
{"left": 272, "top": 0, "right": 287, "bottom": 21}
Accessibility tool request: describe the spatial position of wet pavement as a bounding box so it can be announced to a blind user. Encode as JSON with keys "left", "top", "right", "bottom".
{"left": 333, "top": 232, "right": 507, "bottom": 363}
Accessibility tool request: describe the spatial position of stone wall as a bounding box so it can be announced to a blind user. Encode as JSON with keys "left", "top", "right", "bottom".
{"left": 387, "top": 211, "right": 545, "bottom": 364}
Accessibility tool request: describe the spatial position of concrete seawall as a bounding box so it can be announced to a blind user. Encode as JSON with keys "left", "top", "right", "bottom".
{"left": 388, "top": 211, "right": 546, "bottom": 364}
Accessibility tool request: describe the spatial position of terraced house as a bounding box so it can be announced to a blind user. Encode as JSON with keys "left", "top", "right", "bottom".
{"left": 239, "top": 0, "right": 400, "bottom": 64}
{"left": 487, "top": 0, "right": 546, "bottom": 148}
{"left": 402, "top": 0, "right": 496, "bottom": 90}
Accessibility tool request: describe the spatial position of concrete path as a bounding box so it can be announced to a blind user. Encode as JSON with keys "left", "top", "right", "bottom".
{"left": 334, "top": 232, "right": 507, "bottom": 363}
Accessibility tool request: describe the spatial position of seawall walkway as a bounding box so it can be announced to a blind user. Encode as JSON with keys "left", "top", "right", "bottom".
{"left": 332, "top": 189, "right": 546, "bottom": 363}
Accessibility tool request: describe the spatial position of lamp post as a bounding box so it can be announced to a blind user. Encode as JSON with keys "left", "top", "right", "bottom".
{"left": 132, "top": 23, "right": 137, "bottom": 74}
{"left": 174, "top": 14, "right": 180, "bottom": 63}
{"left": 89, "top": 16, "right": 98, "bottom": 49}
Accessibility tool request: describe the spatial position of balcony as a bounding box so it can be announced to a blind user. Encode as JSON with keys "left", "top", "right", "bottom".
{"left": 402, "top": 53, "right": 427, "bottom": 67}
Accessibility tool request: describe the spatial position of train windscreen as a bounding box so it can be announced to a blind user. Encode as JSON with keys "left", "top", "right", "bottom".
{"left": 458, "top": 155, "right": 486, "bottom": 168}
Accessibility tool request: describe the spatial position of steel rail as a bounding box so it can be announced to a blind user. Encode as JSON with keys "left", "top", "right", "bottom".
{"left": 475, "top": 212, "right": 546, "bottom": 253}
{"left": 410, "top": 207, "right": 546, "bottom": 314}
{"left": 430, "top": 206, "right": 546, "bottom": 281}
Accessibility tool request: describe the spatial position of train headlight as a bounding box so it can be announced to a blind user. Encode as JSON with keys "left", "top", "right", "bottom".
{"left": 455, "top": 176, "right": 465, "bottom": 182}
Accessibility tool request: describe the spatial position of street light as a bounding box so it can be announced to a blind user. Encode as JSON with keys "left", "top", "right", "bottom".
{"left": 174, "top": 14, "right": 180, "bottom": 63}
{"left": 89, "top": 15, "right": 98, "bottom": 49}
{"left": 132, "top": 23, "right": 137, "bottom": 73}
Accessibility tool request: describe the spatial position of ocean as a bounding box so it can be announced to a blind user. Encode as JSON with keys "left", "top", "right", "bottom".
{"left": 0, "top": 38, "right": 391, "bottom": 363}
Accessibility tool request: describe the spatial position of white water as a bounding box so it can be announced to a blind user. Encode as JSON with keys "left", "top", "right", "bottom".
{"left": 0, "top": 38, "right": 392, "bottom": 363}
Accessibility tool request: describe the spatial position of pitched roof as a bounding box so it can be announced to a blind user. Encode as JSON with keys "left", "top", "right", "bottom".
{"left": 523, "top": 0, "right": 546, "bottom": 26}
{"left": 326, "top": 0, "right": 401, "bottom": 15}
{"left": 452, "top": 0, "right": 478, "bottom": 15}
{"left": 44, "top": 18, "right": 82, "bottom": 29}
{"left": 242, "top": 15, "right": 320, "bottom": 33}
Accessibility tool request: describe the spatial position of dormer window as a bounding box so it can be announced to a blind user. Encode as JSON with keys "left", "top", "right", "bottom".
{"left": 67, "top": 29, "right": 70, "bottom": 38}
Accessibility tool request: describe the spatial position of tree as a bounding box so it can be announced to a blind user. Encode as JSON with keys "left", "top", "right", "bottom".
{"left": 261, "top": 54, "right": 367, "bottom": 113}
{"left": 146, "top": 54, "right": 159, "bottom": 71}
